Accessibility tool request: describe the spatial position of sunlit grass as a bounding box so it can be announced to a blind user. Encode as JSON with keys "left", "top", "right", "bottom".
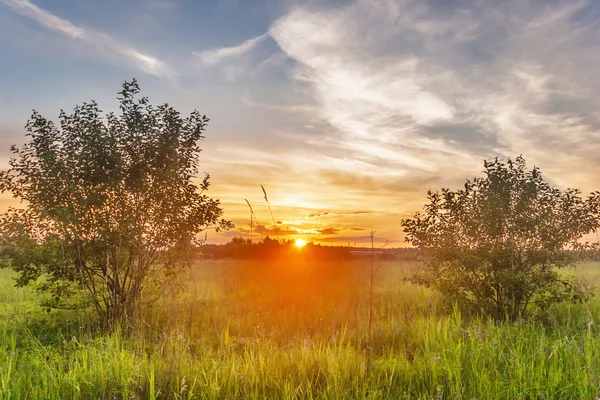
{"left": 1, "top": 261, "right": 600, "bottom": 399}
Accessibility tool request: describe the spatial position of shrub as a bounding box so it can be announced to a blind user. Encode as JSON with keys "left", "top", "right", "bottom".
{"left": 402, "top": 156, "right": 600, "bottom": 320}
{"left": 0, "top": 80, "right": 232, "bottom": 326}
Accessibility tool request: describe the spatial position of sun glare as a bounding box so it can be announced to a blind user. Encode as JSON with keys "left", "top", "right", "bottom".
{"left": 295, "top": 238, "right": 307, "bottom": 248}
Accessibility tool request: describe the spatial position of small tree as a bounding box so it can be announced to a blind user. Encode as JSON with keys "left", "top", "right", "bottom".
{"left": 402, "top": 156, "right": 600, "bottom": 321}
{"left": 0, "top": 80, "right": 232, "bottom": 325}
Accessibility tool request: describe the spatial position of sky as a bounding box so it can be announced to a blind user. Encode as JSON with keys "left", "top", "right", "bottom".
{"left": 1, "top": 0, "right": 600, "bottom": 246}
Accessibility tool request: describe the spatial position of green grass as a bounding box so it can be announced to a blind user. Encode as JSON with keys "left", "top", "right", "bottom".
{"left": 2, "top": 260, "right": 600, "bottom": 399}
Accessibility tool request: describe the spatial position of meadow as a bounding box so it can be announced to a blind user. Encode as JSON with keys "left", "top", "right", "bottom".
{"left": 2, "top": 258, "right": 600, "bottom": 399}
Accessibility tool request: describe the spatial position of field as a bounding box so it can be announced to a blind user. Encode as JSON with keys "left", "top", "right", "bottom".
{"left": 2, "top": 259, "right": 600, "bottom": 399}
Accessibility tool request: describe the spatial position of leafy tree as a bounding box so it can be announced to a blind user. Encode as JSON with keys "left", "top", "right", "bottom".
{"left": 402, "top": 156, "right": 600, "bottom": 321}
{"left": 0, "top": 80, "right": 233, "bottom": 325}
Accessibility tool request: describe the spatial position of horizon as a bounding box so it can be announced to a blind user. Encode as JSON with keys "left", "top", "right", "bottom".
{"left": 2, "top": 0, "right": 600, "bottom": 246}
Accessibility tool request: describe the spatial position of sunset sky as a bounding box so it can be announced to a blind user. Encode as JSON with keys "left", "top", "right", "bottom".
{"left": 1, "top": 0, "right": 600, "bottom": 245}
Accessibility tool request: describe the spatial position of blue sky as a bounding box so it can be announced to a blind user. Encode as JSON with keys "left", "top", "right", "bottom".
{"left": 1, "top": 0, "right": 600, "bottom": 244}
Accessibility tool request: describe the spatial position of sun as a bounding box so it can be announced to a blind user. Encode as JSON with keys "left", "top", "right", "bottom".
{"left": 295, "top": 238, "right": 307, "bottom": 248}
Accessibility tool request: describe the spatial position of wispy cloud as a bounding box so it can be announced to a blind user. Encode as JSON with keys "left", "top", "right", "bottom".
{"left": 266, "top": 0, "right": 484, "bottom": 187}
{"left": 306, "top": 211, "right": 372, "bottom": 219}
{"left": 1, "top": 0, "right": 172, "bottom": 77}
{"left": 264, "top": 0, "right": 600, "bottom": 193}
{"left": 194, "top": 33, "right": 268, "bottom": 66}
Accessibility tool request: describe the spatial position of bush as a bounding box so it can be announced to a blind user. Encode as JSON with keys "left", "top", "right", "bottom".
{"left": 402, "top": 156, "right": 600, "bottom": 321}
{"left": 0, "top": 80, "right": 232, "bottom": 326}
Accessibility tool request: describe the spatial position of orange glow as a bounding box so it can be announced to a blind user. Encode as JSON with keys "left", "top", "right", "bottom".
{"left": 295, "top": 238, "right": 307, "bottom": 248}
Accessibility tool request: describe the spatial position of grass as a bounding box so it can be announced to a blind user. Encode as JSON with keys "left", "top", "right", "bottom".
{"left": 1, "top": 259, "right": 600, "bottom": 399}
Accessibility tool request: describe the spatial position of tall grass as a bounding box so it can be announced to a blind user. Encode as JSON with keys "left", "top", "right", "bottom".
{"left": 2, "top": 261, "right": 600, "bottom": 399}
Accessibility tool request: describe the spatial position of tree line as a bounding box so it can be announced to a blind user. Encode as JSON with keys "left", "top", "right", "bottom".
{"left": 196, "top": 237, "right": 417, "bottom": 261}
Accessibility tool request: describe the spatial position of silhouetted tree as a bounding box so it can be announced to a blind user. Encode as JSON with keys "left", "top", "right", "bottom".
{"left": 0, "top": 80, "right": 232, "bottom": 326}
{"left": 402, "top": 156, "right": 600, "bottom": 320}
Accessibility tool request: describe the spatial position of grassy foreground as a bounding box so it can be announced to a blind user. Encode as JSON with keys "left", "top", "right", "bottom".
{"left": 1, "top": 260, "right": 600, "bottom": 399}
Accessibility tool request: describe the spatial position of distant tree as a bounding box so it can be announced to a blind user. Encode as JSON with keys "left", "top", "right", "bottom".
{"left": 0, "top": 80, "right": 233, "bottom": 326}
{"left": 229, "top": 237, "right": 252, "bottom": 246}
{"left": 402, "top": 156, "right": 600, "bottom": 321}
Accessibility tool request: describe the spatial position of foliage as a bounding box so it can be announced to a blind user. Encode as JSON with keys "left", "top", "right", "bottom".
{"left": 402, "top": 156, "right": 600, "bottom": 320}
{"left": 0, "top": 80, "right": 232, "bottom": 325}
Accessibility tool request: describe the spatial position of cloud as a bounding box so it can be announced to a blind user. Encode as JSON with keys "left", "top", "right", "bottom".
{"left": 269, "top": 3, "right": 455, "bottom": 129}
{"left": 263, "top": 0, "right": 490, "bottom": 197}
{"left": 1, "top": 0, "right": 172, "bottom": 77}
{"left": 242, "top": 97, "right": 316, "bottom": 114}
{"left": 238, "top": 224, "right": 299, "bottom": 237}
{"left": 306, "top": 211, "right": 330, "bottom": 218}
{"left": 194, "top": 33, "right": 269, "bottom": 66}
{"left": 262, "top": 0, "right": 600, "bottom": 195}
{"left": 317, "top": 227, "right": 339, "bottom": 235}
{"left": 305, "top": 210, "right": 373, "bottom": 219}
{"left": 318, "top": 169, "right": 442, "bottom": 194}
